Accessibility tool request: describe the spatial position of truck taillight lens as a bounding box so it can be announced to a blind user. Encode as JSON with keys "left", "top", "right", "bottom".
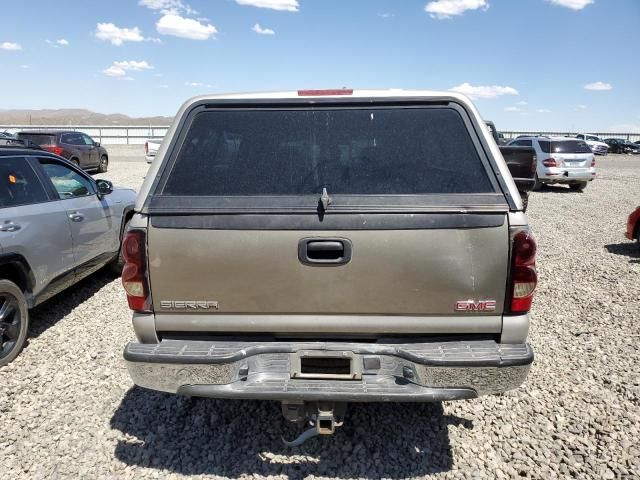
{"left": 509, "top": 230, "right": 537, "bottom": 314}
{"left": 144, "top": 141, "right": 148, "bottom": 154}
{"left": 121, "top": 229, "right": 152, "bottom": 312}
{"left": 591, "top": 158, "right": 596, "bottom": 167}
{"left": 542, "top": 158, "right": 558, "bottom": 167}
{"left": 43, "top": 146, "right": 64, "bottom": 156}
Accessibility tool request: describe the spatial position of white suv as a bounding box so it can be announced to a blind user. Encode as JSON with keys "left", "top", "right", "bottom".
{"left": 508, "top": 136, "right": 596, "bottom": 191}
{"left": 575, "top": 133, "right": 609, "bottom": 155}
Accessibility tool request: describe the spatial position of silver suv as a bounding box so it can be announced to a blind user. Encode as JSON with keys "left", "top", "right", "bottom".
{"left": 0, "top": 146, "right": 136, "bottom": 366}
{"left": 508, "top": 136, "right": 596, "bottom": 191}
{"left": 122, "top": 89, "right": 537, "bottom": 442}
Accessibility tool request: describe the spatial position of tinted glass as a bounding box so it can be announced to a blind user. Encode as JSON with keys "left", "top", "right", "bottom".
{"left": 81, "top": 134, "right": 95, "bottom": 145}
{"left": 551, "top": 141, "right": 592, "bottom": 154}
{"left": 0, "top": 157, "right": 48, "bottom": 208}
{"left": 163, "top": 108, "right": 494, "bottom": 196}
{"left": 538, "top": 141, "right": 551, "bottom": 153}
{"left": 61, "top": 133, "right": 84, "bottom": 146}
{"left": 17, "top": 133, "right": 56, "bottom": 146}
{"left": 39, "top": 161, "right": 94, "bottom": 199}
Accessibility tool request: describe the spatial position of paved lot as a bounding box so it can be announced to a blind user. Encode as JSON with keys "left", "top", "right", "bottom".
{"left": 1, "top": 154, "right": 639, "bottom": 479}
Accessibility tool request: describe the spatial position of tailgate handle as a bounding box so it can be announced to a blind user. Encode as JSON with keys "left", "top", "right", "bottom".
{"left": 298, "top": 238, "right": 352, "bottom": 266}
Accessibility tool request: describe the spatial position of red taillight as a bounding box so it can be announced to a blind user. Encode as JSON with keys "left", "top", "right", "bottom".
{"left": 509, "top": 230, "right": 537, "bottom": 314}
{"left": 121, "top": 229, "right": 152, "bottom": 312}
{"left": 144, "top": 141, "right": 148, "bottom": 154}
{"left": 297, "top": 89, "right": 353, "bottom": 96}
{"left": 591, "top": 158, "right": 596, "bottom": 167}
{"left": 542, "top": 158, "right": 558, "bottom": 167}
{"left": 43, "top": 145, "right": 64, "bottom": 156}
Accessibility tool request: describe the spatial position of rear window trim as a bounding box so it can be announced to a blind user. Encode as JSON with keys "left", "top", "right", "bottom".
{"left": 144, "top": 99, "right": 512, "bottom": 214}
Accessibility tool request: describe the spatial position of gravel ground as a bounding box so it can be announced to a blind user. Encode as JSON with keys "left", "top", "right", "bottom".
{"left": 1, "top": 154, "right": 639, "bottom": 479}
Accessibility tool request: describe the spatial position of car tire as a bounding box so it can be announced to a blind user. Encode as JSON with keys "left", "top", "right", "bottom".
{"left": 70, "top": 157, "right": 80, "bottom": 167}
{"left": 98, "top": 155, "right": 108, "bottom": 173}
{"left": 0, "top": 279, "right": 29, "bottom": 368}
{"left": 569, "top": 182, "right": 587, "bottom": 192}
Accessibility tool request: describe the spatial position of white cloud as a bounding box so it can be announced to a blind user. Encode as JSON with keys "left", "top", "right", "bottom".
{"left": 139, "top": 0, "right": 196, "bottom": 15}
{"left": 450, "top": 82, "right": 519, "bottom": 99}
{"left": 235, "top": 0, "right": 299, "bottom": 11}
{"left": 378, "top": 13, "right": 395, "bottom": 18}
{"left": 516, "top": 101, "right": 528, "bottom": 105}
{"left": 252, "top": 23, "right": 275, "bottom": 35}
{"left": 103, "top": 65, "right": 127, "bottom": 77}
{"left": 546, "top": 0, "right": 594, "bottom": 10}
{"left": 425, "top": 0, "right": 488, "bottom": 19}
{"left": 156, "top": 14, "right": 217, "bottom": 40}
{"left": 584, "top": 81, "right": 612, "bottom": 91}
{"left": 536, "top": 108, "right": 552, "bottom": 113}
{"left": 103, "top": 60, "right": 153, "bottom": 77}
{"left": 185, "top": 82, "right": 214, "bottom": 88}
{"left": 95, "top": 23, "right": 145, "bottom": 46}
{"left": 0, "top": 42, "right": 22, "bottom": 51}
{"left": 47, "top": 38, "right": 70, "bottom": 47}
{"left": 504, "top": 106, "right": 521, "bottom": 112}
{"left": 115, "top": 60, "right": 153, "bottom": 71}
{"left": 576, "top": 104, "right": 587, "bottom": 110}
{"left": 20, "top": 64, "right": 29, "bottom": 69}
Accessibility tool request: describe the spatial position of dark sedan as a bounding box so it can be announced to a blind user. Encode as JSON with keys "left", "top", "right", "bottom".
{"left": 16, "top": 130, "right": 109, "bottom": 172}
{"left": 604, "top": 138, "right": 640, "bottom": 154}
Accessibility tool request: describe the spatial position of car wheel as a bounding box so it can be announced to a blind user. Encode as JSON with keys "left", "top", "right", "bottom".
{"left": 98, "top": 155, "right": 109, "bottom": 173}
{"left": 70, "top": 157, "right": 80, "bottom": 167}
{"left": 569, "top": 182, "right": 587, "bottom": 192}
{"left": 0, "top": 279, "right": 29, "bottom": 368}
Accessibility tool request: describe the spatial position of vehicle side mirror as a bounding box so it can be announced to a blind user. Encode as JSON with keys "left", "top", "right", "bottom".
{"left": 94, "top": 141, "right": 101, "bottom": 147}
{"left": 96, "top": 179, "right": 113, "bottom": 197}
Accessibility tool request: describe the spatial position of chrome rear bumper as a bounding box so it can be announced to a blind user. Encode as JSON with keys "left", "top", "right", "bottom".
{"left": 124, "top": 339, "right": 533, "bottom": 402}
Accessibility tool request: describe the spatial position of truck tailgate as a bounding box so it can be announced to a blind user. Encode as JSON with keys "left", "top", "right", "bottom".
{"left": 148, "top": 215, "right": 508, "bottom": 319}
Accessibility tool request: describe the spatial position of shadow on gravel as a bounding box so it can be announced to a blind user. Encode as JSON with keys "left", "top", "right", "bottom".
{"left": 605, "top": 242, "right": 640, "bottom": 263}
{"left": 28, "top": 269, "right": 118, "bottom": 339}
{"left": 111, "top": 387, "right": 471, "bottom": 478}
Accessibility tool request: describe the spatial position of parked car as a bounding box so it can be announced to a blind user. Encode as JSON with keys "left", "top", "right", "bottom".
{"left": 16, "top": 131, "right": 109, "bottom": 172}
{"left": 507, "top": 136, "right": 596, "bottom": 191}
{"left": 604, "top": 138, "right": 640, "bottom": 154}
{"left": 485, "top": 121, "right": 536, "bottom": 210}
{"left": 575, "top": 133, "right": 609, "bottom": 156}
{"left": 144, "top": 140, "right": 161, "bottom": 164}
{"left": 0, "top": 131, "right": 15, "bottom": 139}
{"left": 0, "top": 144, "right": 136, "bottom": 367}
{"left": 122, "top": 89, "right": 537, "bottom": 442}
{"left": 626, "top": 206, "right": 640, "bottom": 244}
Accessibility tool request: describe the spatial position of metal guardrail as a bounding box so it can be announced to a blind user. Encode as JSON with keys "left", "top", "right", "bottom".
{"left": 0, "top": 125, "right": 170, "bottom": 145}
{"left": 502, "top": 131, "right": 640, "bottom": 142}
{"left": 1, "top": 125, "right": 639, "bottom": 144}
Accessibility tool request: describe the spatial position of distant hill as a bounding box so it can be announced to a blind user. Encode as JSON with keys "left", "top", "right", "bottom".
{"left": 0, "top": 109, "right": 173, "bottom": 126}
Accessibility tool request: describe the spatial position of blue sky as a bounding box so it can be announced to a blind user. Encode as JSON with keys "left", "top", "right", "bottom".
{"left": 0, "top": 0, "right": 638, "bottom": 131}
